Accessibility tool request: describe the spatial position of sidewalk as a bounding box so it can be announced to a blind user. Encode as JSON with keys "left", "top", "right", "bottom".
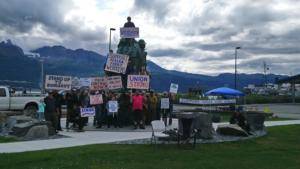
{"left": 1, "top": 119, "right": 300, "bottom": 153}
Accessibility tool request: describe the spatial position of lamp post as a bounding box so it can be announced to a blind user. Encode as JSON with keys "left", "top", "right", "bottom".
{"left": 109, "top": 28, "right": 116, "bottom": 51}
{"left": 40, "top": 58, "right": 44, "bottom": 94}
{"left": 234, "top": 47, "right": 241, "bottom": 89}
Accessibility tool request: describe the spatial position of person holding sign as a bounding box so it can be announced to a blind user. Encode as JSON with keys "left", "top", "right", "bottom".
{"left": 160, "top": 92, "right": 170, "bottom": 126}
{"left": 124, "top": 16, "right": 135, "bottom": 28}
{"left": 160, "top": 92, "right": 175, "bottom": 126}
{"left": 132, "top": 90, "right": 145, "bottom": 129}
{"left": 106, "top": 92, "right": 120, "bottom": 128}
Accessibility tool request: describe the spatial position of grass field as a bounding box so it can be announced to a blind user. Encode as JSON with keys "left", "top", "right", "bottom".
{"left": 0, "top": 125, "right": 299, "bottom": 169}
{"left": 0, "top": 136, "right": 17, "bottom": 143}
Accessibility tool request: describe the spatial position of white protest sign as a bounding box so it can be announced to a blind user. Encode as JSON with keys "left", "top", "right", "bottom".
{"left": 45, "top": 75, "right": 72, "bottom": 90}
{"left": 72, "top": 77, "right": 91, "bottom": 89}
{"left": 90, "top": 77, "right": 108, "bottom": 91}
{"left": 107, "top": 76, "right": 123, "bottom": 90}
{"left": 170, "top": 83, "right": 178, "bottom": 94}
{"left": 127, "top": 75, "right": 150, "bottom": 90}
{"left": 79, "top": 78, "right": 91, "bottom": 87}
{"left": 80, "top": 107, "right": 95, "bottom": 117}
{"left": 161, "top": 98, "right": 170, "bottom": 109}
{"left": 105, "top": 53, "right": 129, "bottom": 74}
{"left": 108, "top": 101, "right": 118, "bottom": 115}
{"left": 120, "top": 27, "right": 139, "bottom": 38}
{"left": 179, "top": 98, "right": 236, "bottom": 105}
{"left": 90, "top": 94, "right": 103, "bottom": 105}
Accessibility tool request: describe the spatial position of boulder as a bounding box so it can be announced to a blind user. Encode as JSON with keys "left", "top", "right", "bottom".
{"left": 177, "top": 112, "right": 214, "bottom": 139}
{"left": 217, "top": 124, "right": 248, "bottom": 137}
{"left": 24, "top": 125, "right": 49, "bottom": 140}
{"left": 245, "top": 112, "right": 266, "bottom": 131}
{"left": 11, "top": 120, "right": 56, "bottom": 138}
{"left": 0, "top": 113, "right": 7, "bottom": 134}
{"left": 193, "top": 112, "right": 214, "bottom": 139}
{"left": 6, "top": 115, "right": 33, "bottom": 131}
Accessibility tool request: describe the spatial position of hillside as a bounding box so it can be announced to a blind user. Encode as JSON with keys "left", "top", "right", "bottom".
{"left": 0, "top": 40, "right": 286, "bottom": 92}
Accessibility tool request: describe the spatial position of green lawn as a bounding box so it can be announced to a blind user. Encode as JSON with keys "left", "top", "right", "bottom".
{"left": 0, "top": 125, "right": 300, "bottom": 169}
{"left": 0, "top": 136, "right": 17, "bottom": 143}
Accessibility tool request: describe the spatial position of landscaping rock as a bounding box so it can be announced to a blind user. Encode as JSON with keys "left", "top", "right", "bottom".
{"left": 193, "top": 112, "right": 214, "bottom": 139}
{"left": 11, "top": 120, "right": 56, "bottom": 138}
{"left": 24, "top": 125, "right": 49, "bottom": 140}
{"left": 0, "top": 113, "right": 7, "bottom": 134}
{"left": 6, "top": 115, "right": 33, "bottom": 131}
{"left": 216, "top": 124, "right": 248, "bottom": 137}
{"left": 245, "top": 112, "right": 266, "bottom": 131}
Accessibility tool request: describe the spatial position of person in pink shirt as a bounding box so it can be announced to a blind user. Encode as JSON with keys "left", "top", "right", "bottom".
{"left": 132, "top": 90, "right": 145, "bottom": 129}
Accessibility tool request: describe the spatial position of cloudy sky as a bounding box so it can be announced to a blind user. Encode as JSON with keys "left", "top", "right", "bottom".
{"left": 0, "top": 0, "right": 300, "bottom": 75}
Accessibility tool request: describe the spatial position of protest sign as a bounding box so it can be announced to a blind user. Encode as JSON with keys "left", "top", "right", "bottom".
{"left": 169, "top": 83, "right": 179, "bottom": 94}
{"left": 79, "top": 78, "right": 91, "bottom": 87}
{"left": 120, "top": 27, "right": 139, "bottom": 38}
{"left": 80, "top": 107, "right": 95, "bottom": 117}
{"left": 45, "top": 75, "right": 72, "bottom": 90}
{"left": 161, "top": 98, "right": 170, "bottom": 109}
{"left": 108, "top": 101, "right": 118, "bottom": 116}
{"left": 90, "top": 94, "right": 103, "bottom": 105}
{"left": 90, "top": 77, "right": 108, "bottom": 90}
{"left": 72, "top": 77, "right": 91, "bottom": 89}
{"left": 107, "top": 76, "right": 123, "bottom": 90}
{"left": 127, "top": 75, "right": 149, "bottom": 90}
{"left": 105, "top": 53, "right": 129, "bottom": 74}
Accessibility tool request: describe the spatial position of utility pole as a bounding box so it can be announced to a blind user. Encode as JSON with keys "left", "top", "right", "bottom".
{"left": 234, "top": 47, "right": 241, "bottom": 89}
{"left": 263, "top": 61, "right": 269, "bottom": 88}
{"left": 40, "top": 58, "right": 44, "bottom": 94}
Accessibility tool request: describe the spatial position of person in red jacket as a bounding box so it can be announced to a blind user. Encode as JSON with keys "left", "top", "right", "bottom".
{"left": 132, "top": 90, "right": 145, "bottom": 129}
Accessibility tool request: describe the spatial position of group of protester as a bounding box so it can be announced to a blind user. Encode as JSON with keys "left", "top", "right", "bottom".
{"left": 39, "top": 89, "right": 175, "bottom": 132}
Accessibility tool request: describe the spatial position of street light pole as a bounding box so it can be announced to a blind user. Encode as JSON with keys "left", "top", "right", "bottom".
{"left": 235, "top": 47, "right": 241, "bottom": 89}
{"left": 109, "top": 28, "right": 116, "bottom": 51}
{"left": 40, "top": 58, "right": 44, "bottom": 94}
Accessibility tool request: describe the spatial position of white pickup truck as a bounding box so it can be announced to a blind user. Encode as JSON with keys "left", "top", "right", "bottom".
{"left": 0, "top": 86, "right": 45, "bottom": 114}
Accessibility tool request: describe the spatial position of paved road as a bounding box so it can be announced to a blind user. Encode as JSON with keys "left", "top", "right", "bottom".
{"left": 174, "top": 103, "right": 300, "bottom": 119}
{"left": 250, "top": 104, "right": 300, "bottom": 119}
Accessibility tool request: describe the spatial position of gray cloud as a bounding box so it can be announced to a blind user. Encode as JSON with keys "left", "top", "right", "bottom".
{"left": 132, "top": 0, "right": 174, "bottom": 22}
{"left": 150, "top": 48, "right": 186, "bottom": 57}
{"left": 0, "top": 0, "right": 107, "bottom": 52}
{"left": 0, "top": 0, "right": 72, "bottom": 33}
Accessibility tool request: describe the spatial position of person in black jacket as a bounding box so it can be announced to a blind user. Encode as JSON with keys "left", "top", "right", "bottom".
{"left": 124, "top": 16, "right": 135, "bottom": 27}
{"left": 53, "top": 91, "right": 63, "bottom": 131}
{"left": 65, "top": 90, "right": 78, "bottom": 130}
{"left": 44, "top": 91, "right": 58, "bottom": 133}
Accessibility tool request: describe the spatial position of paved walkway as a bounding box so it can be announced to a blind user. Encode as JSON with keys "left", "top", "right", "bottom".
{"left": 1, "top": 119, "right": 300, "bottom": 153}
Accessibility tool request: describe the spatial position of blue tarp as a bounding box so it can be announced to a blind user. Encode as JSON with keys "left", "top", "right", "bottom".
{"left": 205, "top": 87, "right": 245, "bottom": 96}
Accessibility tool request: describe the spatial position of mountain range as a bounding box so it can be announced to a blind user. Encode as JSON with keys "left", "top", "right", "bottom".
{"left": 0, "top": 40, "right": 286, "bottom": 92}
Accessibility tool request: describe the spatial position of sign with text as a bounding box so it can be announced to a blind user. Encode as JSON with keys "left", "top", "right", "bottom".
{"left": 90, "top": 77, "right": 108, "bottom": 91}
{"left": 161, "top": 98, "right": 170, "bottom": 109}
{"left": 127, "top": 75, "right": 150, "bottom": 90}
{"left": 105, "top": 53, "right": 129, "bottom": 74}
{"left": 169, "top": 83, "right": 178, "bottom": 94}
{"left": 107, "top": 76, "right": 123, "bottom": 90}
{"left": 45, "top": 75, "right": 72, "bottom": 90}
{"left": 80, "top": 107, "right": 95, "bottom": 117}
{"left": 72, "top": 77, "right": 91, "bottom": 89}
{"left": 90, "top": 94, "right": 103, "bottom": 105}
{"left": 179, "top": 98, "right": 236, "bottom": 105}
{"left": 108, "top": 101, "right": 118, "bottom": 115}
{"left": 120, "top": 27, "right": 139, "bottom": 38}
